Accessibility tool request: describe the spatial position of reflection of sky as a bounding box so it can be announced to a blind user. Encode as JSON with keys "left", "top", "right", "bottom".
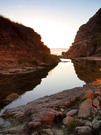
{"left": 0, "top": 0, "right": 101, "bottom": 48}
{"left": 0, "top": 59, "right": 85, "bottom": 114}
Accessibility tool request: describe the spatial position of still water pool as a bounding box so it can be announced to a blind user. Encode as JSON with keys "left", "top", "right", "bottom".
{"left": 0, "top": 58, "right": 85, "bottom": 114}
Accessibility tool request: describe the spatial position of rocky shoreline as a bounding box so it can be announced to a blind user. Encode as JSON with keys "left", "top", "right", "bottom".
{"left": 0, "top": 63, "right": 58, "bottom": 75}
{"left": 0, "top": 83, "right": 101, "bottom": 135}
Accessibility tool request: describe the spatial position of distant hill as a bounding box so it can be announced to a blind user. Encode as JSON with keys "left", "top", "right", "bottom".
{"left": 65, "top": 8, "right": 101, "bottom": 58}
{"left": 0, "top": 16, "right": 59, "bottom": 74}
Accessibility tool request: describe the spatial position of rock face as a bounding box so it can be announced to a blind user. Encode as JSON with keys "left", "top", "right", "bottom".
{"left": 0, "top": 16, "right": 59, "bottom": 74}
{"left": 65, "top": 8, "right": 101, "bottom": 58}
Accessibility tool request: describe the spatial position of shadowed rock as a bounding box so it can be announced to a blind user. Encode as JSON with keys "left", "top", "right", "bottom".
{"left": 65, "top": 8, "right": 101, "bottom": 58}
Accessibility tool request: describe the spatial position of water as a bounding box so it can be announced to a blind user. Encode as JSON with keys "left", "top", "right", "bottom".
{"left": 1, "top": 48, "right": 101, "bottom": 115}
{"left": 50, "top": 48, "right": 68, "bottom": 55}
{"left": 0, "top": 58, "right": 85, "bottom": 115}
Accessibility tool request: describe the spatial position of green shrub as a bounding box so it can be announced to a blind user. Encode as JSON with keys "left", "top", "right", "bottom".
{"left": 43, "top": 54, "right": 58, "bottom": 63}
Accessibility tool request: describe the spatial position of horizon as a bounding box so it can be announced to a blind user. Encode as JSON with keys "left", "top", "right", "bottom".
{"left": 0, "top": 0, "right": 101, "bottom": 48}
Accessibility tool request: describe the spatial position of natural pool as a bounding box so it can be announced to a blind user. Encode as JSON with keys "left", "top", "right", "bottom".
{"left": 1, "top": 58, "right": 101, "bottom": 115}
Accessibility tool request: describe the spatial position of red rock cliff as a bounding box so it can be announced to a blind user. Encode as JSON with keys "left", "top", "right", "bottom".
{"left": 0, "top": 16, "right": 59, "bottom": 73}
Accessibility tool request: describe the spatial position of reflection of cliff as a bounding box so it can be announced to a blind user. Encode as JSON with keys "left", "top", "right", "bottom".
{"left": 0, "top": 65, "right": 56, "bottom": 108}
{"left": 72, "top": 59, "right": 101, "bottom": 83}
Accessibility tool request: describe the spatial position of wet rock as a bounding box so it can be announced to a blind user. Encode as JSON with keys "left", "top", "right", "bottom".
{"left": 63, "top": 116, "right": 74, "bottom": 127}
{"left": 78, "top": 98, "right": 92, "bottom": 118}
{"left": 66, "top": 109, "right": 78, "bottom": 116}
{"left": 75, "top": 126, "right": 93, "bottom": 135}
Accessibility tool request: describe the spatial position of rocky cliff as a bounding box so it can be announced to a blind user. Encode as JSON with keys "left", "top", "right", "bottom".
{"left": 65, "top": 8, "right": 101, "bottom": 58}
{"left": 0, "top": 16, "right": 59, "bottom": 74}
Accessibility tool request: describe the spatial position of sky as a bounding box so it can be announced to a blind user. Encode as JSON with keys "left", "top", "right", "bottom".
{"left": 0, "top": 0, "right": 101, "bottom": 48}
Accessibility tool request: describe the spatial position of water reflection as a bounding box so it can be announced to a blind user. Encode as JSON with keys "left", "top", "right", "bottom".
{"left": 0, "top": 65, "right": 56, "bottom": 109}
{"left": 72, "top": 59, "right": 101, "bottom": 83}
{"left": 1, "top": 59, "right": 101, "bottom": 116}
{"left": 0, "top": 59, "right": 85, "bottom": 115}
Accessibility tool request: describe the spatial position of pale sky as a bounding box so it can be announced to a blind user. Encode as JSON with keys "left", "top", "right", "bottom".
{"left": 0, "top": 0, "right": 101, "bottom": 48}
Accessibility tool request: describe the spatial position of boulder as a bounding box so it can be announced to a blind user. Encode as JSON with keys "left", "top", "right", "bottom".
{"left": 78, "top": 98, "right": 92, "bottom": 118}
{"left": 75, "top": 126, "right": 93, "bottom": 135}
{"left": 63, "top": 116, "right": 74, "bottom": 127}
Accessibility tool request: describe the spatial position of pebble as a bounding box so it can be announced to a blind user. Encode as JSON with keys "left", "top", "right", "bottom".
{"left": 66, "top": 109, "right": 78, "bottom": 116}
{"left": 75, "top": 126, "right": 93, "bottom": 135}
{"left": 43, "top": 129, "right": 54, "bottom": 135}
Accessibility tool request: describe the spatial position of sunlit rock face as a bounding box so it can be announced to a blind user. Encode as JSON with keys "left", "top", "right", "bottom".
{"left": 65, "top": 8, "right": 101, "bottom": 58}
{"left": 0, "top": 16, "right": 59, "bottom": 72}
